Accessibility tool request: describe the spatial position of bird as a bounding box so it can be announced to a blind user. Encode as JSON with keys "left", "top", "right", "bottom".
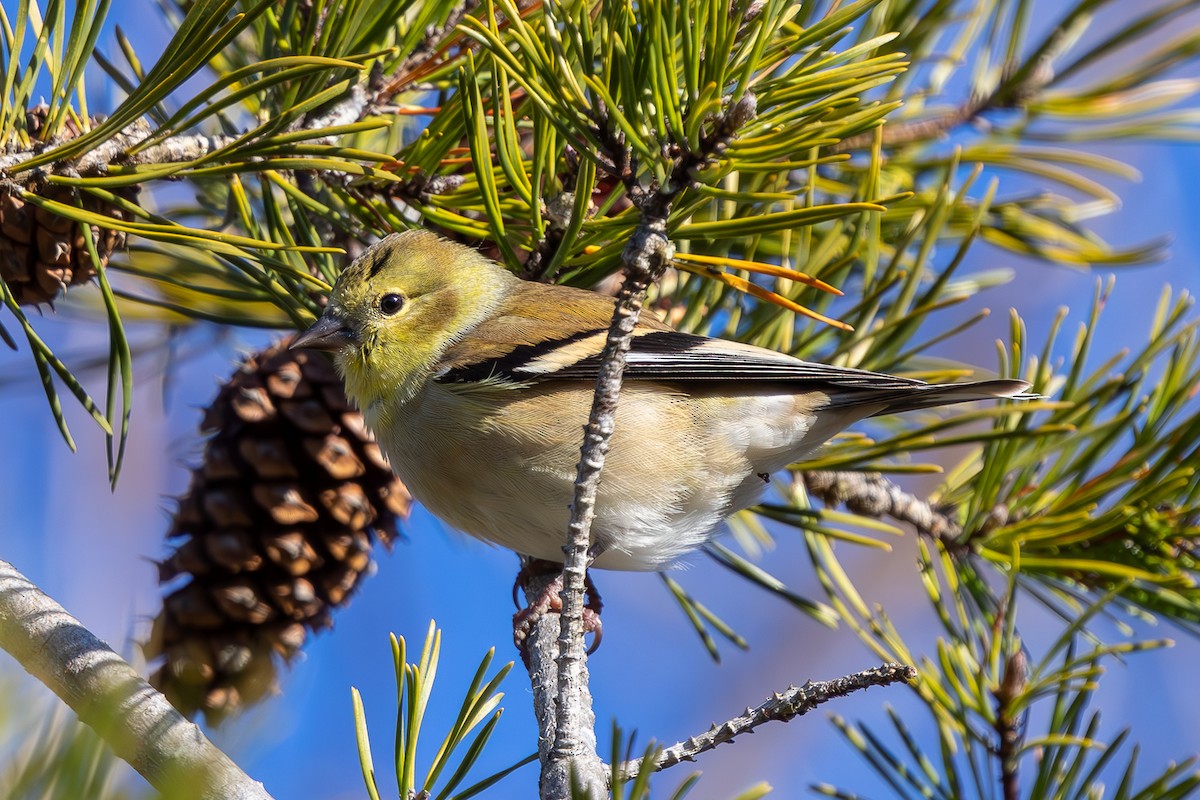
{"left": 292, "top": 229, "right": 1032, "bottom": 573}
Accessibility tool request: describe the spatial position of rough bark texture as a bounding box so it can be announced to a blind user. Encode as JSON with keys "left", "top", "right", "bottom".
{"left": 521, "top": 572, "right": 602, "bottom": 798}
{"left": 0, "top": 559, "right": 273, "bottom": 799}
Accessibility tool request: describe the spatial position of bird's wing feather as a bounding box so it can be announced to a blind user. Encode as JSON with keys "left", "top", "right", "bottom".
{"left": 434, "top": 281, "right": 1032, "bottom": 408}
{"left": 439, "top": 308, "right": 922, "bottom": 391}
{"left": 436, "top": 281, "right": 666, "bottom": 384}
{"left": 533, "top": 330, "right": 927, "bottom": 387}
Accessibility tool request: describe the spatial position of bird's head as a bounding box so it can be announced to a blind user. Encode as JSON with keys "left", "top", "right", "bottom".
{"left": 293, "top": 229, "right": 511, "bottom": 407}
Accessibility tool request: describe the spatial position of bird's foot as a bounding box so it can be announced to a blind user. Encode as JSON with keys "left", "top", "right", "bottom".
{"left": 512, "top": 562, "right": 603, "bottom": 667}
{"left": 511, "top": 557, "right": 562, "bottom": 609}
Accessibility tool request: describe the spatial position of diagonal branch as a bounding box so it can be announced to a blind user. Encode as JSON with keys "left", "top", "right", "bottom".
{"left": 617, "top": 663, "right": 917, "bottom": 781}
{"left": 372, "top": 0, "right": 481, "bottom": 106}
{"left": 800, "top": 470, "right": 964, "bottom": 543}
{"left": 0, "top": 88, "right": 372, "bottom": 179}
{"left": 830, "top": 92, "right": 992, "bottom": 155}
{"left": 2, "top": 0, "right": 489, "bottom": 182}
{"left": 0, "top": 558, "right": 272, "bottom": 800}
{"left": 830, "top": 55, "right": 1057, "bottom": 155}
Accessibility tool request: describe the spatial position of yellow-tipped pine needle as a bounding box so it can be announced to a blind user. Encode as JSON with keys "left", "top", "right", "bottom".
{"left": 676, "top": 263, "right": 854, "bottom": 331}
{"left": 672, "top": 251, "right": 843, "bottom": 295}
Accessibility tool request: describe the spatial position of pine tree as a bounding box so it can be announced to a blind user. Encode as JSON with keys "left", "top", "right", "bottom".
{"left": 0, "top": 0, "right": 1197, "bottom": 797}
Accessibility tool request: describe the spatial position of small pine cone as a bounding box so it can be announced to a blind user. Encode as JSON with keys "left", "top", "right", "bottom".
{"left": 0, "top": 105, "right": 136, "bottom": 305}
{"left": 147, "top": 337, "right": 411, "bottom": 723}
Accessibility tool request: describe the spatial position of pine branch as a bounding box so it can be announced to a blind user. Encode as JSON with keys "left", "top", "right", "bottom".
{"left": 372, "top": 0, "right": 481, "bottom": 106}
{"left": 545, "top": 214, "right": 674, "bottom": 800}
{"left": 0, "top": 85, "right": 371, "bottom": 179}
{"left": 617, "top": 663, "right": 916, "bottom": 782}
{"left": 800, "top": 470, "right": 963, "bottom": 543}
{"left": 0, "top": 559, "right": 272, "bottom": 800}
{"left": 832, "top": 57, "right": 1056, "bottom": 154}
{"left": 993, "top": 651, "right": 1028, "bottom": 800}
{"left": 542, "top": 89, "right": 758, "bottom": 800}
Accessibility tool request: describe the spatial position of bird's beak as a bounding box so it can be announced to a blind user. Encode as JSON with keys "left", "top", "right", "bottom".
{"left": 291, "top": 310, "right": 359, "bottom": 352}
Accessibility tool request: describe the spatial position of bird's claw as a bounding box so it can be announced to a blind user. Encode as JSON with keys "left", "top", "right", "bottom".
{"left": 512, "top": 566, "right": 604, "bottom": 667}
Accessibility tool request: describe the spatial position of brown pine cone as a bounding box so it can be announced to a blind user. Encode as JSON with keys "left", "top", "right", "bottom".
{"left": 146, "top": 337, "right": 410, "bottom": 723}
{"left": 1, "top": 106, "right": 135, "bottom": 306}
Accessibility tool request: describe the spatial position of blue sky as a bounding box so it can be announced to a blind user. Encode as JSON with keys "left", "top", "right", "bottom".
{"left": 0, "top": 2, "right": 1198, "bottom": 798}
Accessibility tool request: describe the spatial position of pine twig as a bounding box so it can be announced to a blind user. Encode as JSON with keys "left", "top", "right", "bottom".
{"left": 831, "top": 54, "right": 1058, "bottom": 154}
{"left": 617, "top": 663, "right": 917, "bottom": 781}
{"left": 830, "top": 92, "right": 992, "bottom": 154}
{"left": 372, "top": 0, "right": 481, "bottom": 105}
{"left": 0, "top": 558, "right": 272, "bottom": 800}
{"left": 0, "top": 84, "right": 373, "bottom": 178}
{"left": 993, "top": 651, "right": 1027, "bottom": 800}
{"left": 800, "top": 470, "right": 963, "bottom": 542}
{"left": 540, "top": 91, "right": 758, "bottom": 799}
{"left": 543, "top": 220, "right": 674, "bottom": 799}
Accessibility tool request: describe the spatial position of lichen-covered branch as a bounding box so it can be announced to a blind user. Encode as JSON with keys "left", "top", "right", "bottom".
{"left": 0, "top": 559, "right": 272, "bottom": 800}
{"left": 0, "top": 85, "right": 372, "bottom": 180}
{"left": 800, "top": 470, "right": 964, "bottom": 542}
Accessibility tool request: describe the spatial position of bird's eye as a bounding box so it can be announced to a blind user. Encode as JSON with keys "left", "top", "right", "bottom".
{"left": 379, "top": 293, "right": 405, "bottom": 316}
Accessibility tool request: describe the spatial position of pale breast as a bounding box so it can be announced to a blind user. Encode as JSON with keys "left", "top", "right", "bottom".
{"left": 369, "top": 381, "right": 831, "bottom": 570}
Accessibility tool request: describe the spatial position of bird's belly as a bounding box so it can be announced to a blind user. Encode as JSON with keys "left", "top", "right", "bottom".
{"left": 370, "top": 383, "right": 817, "bottom": 570}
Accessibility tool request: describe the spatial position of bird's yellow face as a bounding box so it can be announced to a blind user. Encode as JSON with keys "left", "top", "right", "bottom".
{"left": 293, "top": 229, "right": 510, "bottom": 407}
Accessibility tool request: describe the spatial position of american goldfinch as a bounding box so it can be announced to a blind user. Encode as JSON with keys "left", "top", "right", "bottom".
{"left": 293, "top": 229, "right": 1030, "bottom": 571}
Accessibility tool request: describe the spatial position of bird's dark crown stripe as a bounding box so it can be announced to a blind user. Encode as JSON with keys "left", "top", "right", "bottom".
{"left": 437, "top": 327, "right": 607, "bottom": 384}
{"left": 363, "top": 247, "right": 390, "bottom": 279}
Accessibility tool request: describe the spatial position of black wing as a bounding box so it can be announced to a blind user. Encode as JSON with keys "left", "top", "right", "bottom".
{"left": 439, "top": 328, "right": 923, "bottom": 389}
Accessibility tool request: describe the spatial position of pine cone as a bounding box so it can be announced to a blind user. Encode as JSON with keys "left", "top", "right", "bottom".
{"left": 0, "top": 106, "right": 135, "bottom": 306}
{"left": 147, "top": 337, "right": 411, "bottom": 723}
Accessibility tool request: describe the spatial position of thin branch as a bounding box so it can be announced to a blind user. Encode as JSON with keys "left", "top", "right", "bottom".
{"left": 830, "top": 94, "right": 991, "bottom": 154}
{"left": 800, "top": 470, "right": 964, "bottom": 543}
{"left": 373, "top": 0, "right": 480, "bottom": 106}
{"left": 0, "top": 84, "right": 373, "bottom": 178}
{"left": 831, "top": 57, "right": 1057, "bottom": 154}
{"left": 544, "top": 221, "right": 675, "bottom": 800}
{"left": 0, "top": 559, "right": 272, "bottom": 799}
{"left": 541, "top": 91, "right": 758, "bottom": 800}
{"left": 617, "top": 663, "right": 917, "bottom": 781}
{"left": 993, "top": 651, "right": 1027, "bottom": 800}
{"left": 520, "top": 570, "right": 601, "bottom": 796}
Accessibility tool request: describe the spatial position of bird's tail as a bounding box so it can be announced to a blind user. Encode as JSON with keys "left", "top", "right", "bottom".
{"left": 862, "top": 379, "right": 1036, "bottom": 416}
